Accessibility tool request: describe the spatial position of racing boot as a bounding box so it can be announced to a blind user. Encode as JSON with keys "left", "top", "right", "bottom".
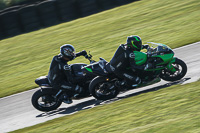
{"left": 73, "top": 85, "right": 83, "bottom": 98}
{"left": 130, "top": 77, "right": 141, "bottom": 87}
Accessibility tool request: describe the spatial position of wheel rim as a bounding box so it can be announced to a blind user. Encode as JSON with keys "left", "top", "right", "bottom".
{"left": 38, "top": 95, "right": 57, "bottom": 108}
{"left": 95, "top": 82, "right": 116, "bottom": 97}
{"left": 162, "top": 63, "right": 183, "bottom": 78}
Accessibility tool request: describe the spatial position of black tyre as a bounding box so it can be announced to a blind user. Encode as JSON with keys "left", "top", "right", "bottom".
{"left": 31, "top": 88, "right": 62, "bottom": 112}
{"left": 160, "top": 58, "right": 187, "bottom": 81}
{"left": 89, "top": 76, "right": 119, "bottom": 100}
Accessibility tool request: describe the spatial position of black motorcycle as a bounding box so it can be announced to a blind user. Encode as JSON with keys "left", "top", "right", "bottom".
{"left": 31, "top": 54, "right": 96, "bottom": 112}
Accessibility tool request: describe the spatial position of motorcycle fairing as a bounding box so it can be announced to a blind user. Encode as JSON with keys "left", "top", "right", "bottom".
{"left": 83, "top": 59, "right": 108, "bottom": 76}
{"left": 152, "top": 53, "right": 174, "bottom": 65}
{"left": 165, "top": 57, "right": 177, "bottom": 73}
{"left": 35, "top": 76, "right": 50, "bottom": 86}
{"left": 133, "top": 51, "right": 147, "bottom": 65}
{"left": 70, "top": 63, "right": 87, "bottom": 77}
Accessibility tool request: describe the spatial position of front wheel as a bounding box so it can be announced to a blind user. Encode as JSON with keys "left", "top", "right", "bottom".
{"left": 31, "top": 88, "right": 62, "bottom": 112}
{"left": 160, "top": 58, "right": 187, "bottom": 81}
{"left": 89, "top": 76, "right": 119, "bottom": 100}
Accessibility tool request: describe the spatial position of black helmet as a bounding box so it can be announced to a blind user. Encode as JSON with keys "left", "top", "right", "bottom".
{"left": 60, "top": 44, "right": 76, "bottom": 60}
{"left": 126, "top": 35, "right": 142, "bottom": 51}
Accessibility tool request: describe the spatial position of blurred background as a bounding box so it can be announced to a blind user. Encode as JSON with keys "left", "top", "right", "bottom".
{"left": 0, "top": 0, "right": 135, "bottom": 39}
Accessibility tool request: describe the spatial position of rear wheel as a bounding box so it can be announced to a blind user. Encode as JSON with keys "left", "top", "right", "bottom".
{"left": 89, "top": 76, "right": 119, "bottom": 100}
{"left": 31, "top": 89, "right": 62, "bottom": 112}
{"left": 160, "top": 58, "right": 187, "bottom": 81}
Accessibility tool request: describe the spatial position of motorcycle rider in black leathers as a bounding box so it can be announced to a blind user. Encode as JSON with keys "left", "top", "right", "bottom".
{"left": 47, "top": 44, "right": 87, "bottom": 104}
{"left": 109, "top": 35, "right": 150, "bottom": 87}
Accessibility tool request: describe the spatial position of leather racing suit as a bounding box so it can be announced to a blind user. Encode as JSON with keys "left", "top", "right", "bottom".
{"left": 109, "top": 44, "right": 147, "bottom": 85}
{"left": 47, "top": 51, "right": 86, "bottom": 91}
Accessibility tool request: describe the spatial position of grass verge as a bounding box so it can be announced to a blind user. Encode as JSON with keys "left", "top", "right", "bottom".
{"left": 11, "top": 81, "right": 200, "bottom": 133}
{"left": 0, "top": 0, "right": 200, "bottom": 97}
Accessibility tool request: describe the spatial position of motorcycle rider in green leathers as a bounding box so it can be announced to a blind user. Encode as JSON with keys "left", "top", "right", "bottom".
{"left": 109, "top": 35, "right": 151, "bottom": 87}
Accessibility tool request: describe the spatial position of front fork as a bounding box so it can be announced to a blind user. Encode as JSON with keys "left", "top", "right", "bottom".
{"left": 55, "top": 90, "right": 63, "bottom": 98}
{"left": 165, "top": 57, "right": 176, "bottom": 73}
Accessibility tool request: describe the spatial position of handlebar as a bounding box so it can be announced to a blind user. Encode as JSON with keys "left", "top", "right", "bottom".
{"left": 147, "top": 47, "right": 157, "bottom": 54}
{"left": 146, "top": 47, "right": 157, "bottom": 58}
{"left": 85, "top": 52, "right": 96, "bottom": 64}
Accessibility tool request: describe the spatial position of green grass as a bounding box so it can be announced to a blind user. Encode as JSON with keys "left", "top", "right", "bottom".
{"left": 11, "top": 81, "right": 200, "bottom": 133}
{"left": 0, "top": 0, "right": 200, "bottom": 98}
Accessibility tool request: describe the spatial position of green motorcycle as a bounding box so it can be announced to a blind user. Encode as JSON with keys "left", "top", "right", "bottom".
{"left": 82, "top": 42, "right": 187, "bottom": 100}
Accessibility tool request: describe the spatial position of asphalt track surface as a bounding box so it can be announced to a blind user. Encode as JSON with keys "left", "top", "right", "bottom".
{"left": 0, "top": 42, "right": 200, "bottom": 133}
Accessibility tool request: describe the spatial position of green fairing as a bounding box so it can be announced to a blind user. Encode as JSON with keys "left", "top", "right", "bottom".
{"left": 145, "top": 57, "right": 176, "bottom": 72}
{"left": 85, "top": 67, "right": 93, "bottom": 72}
{"left": 133, "top": 51, "right": 147, "bottom": 65}
{"left": 171, "top": 57, "right": 176, "bottom": 63}
{"left": 145, "top": 67, "right": 164, "bottom": 71}
{"left": 153, "top": 53, "right": 174, "bottom": 65}
{"left": 165, "top": 57, "right": 177, "bottom": 72}
{"left": 166, "top": 63, "right": 176, "bottom": 72}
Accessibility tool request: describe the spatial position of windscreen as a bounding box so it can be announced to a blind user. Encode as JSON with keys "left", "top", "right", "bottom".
{"left": 147, "top": 42, "right": 172, "bottom": 53}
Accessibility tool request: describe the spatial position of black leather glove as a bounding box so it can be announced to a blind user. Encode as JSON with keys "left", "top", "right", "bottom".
{"left": 142, "top": 44, "right": 149, "bottom": 49}
{"left": 80, "top": 50, "right": 87, "bottom": 56}
{"left": 76, "top": 50, "right": 87, "bottom": 57}
{"left": 84, "top": 54, "right": 89, "bottom": 59}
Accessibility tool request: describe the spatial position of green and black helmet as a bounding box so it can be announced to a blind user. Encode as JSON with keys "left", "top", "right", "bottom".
{"left": 126, "top": 35, "right": 142, "bottom": 51}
